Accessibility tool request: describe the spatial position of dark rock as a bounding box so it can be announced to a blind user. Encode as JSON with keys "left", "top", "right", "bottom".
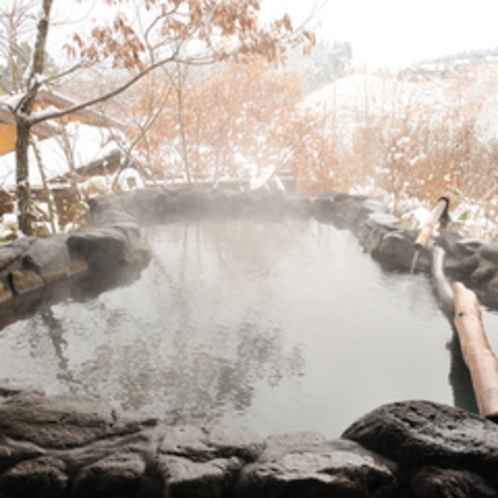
{"left": 479, "top": 243, "right": 498, "bottom": 265}
{"left": 313, "top": 192, "right": 339, "bottom": 221}
{"left": 357, "top": 212, "right": 404, "bottom": 253}
{"left": 0, "top": 435, "right": 45, "bottom": 474}
{"left": 315, "top": 194, "right": 365, "bottom": 228}
{"left": 410, "top": 466, "right": 496, "bottom": 498}
{"left": 158, "top": 188, "right": 183, "bottom": 210}
{"left": 21, "top": 235, "right": 71, "bottom": 283}
{"left": 7, "top": 270, "right": 44, "bottom": 295}
{"left": 110, "top": 221, "right": 141, "bottom": 246}
{"left": 86, "top": 192, "right": 139, "bottom": 228}
{"left": 68, "top": 256, "right": 88, "bottom": 276}
{"left": 66, "top": 227, "right": 129, "bottom": 269}
{"left": 487, "top": 274, "right": 498, "bottom": 297}
{"left": 361, "top": 198, "right": 390, "bottom": 214}
{"left": 368, "top": 212, "right": 404, "bottom": 231}
{"left": 315, "top": 191, "right": 340, "bottom": 201}
{"left": 470, "top": 259, "right": 498, "bottom": 283}
{"left": 84, "top": 194, "right": 142, "bottom": 244}
{"left": 446, "top": 253, "right": 480, "bottom": 279}
{"left": 234, "top": 435, "right": 398, "bottom": 498}
{"left": 0, "top": 237, "right": 36, "bottom": 274}
{"left": 112, "top": 190, "right": 145, "bottom": 218}
{"left": 127, "top": 188, "right": 160, "bottom": 208}
{"left": 356, "top": 199, "right": 390, "bottom": 228}
{"left": 176, "top": 189, "right": 215, "bottom": 217}
{"left": 333, "top": 196, "right": 365, "bottom": 228}
{"left": 436, "top": 229, "right": 464, "bottom": 255}
{"left": 342, "top": 400, "right": 498, "bottom": 488}
{"left": 334, "top": 192, "right": 354, "bottom": 202}
{"left": 124, "top": 189, "right": 177, "bottom": 223}
{"left": 72, "top": 450, "right": 149, "bottom": 498}
{"left": 455, "top": 238, "right": 484, "bottom": 257}
{"left": 0, "top": 390, "right": 157, "bottom": 450}
{"left": 157, "top": 454, "right": 243, "bottom": 498}
{"left": 0, "top": 456, "right": 68, "bottom": 498}
{"left": 0, "top": 280, "right": 12, "bottom": 302}
{"left": 86, "top": 194, "right": 114, "bottom": 213}
{"left": 372, "top": 231, "right": 419, "bottom": 271}
{"left": 335, "top": 196, "right": 394, "bottom": 237}
{"left": 0, "top": 384, "right": 42, "bottom": 398}
{"left": 156, "top": 426, "right": 265, "bottom": 497}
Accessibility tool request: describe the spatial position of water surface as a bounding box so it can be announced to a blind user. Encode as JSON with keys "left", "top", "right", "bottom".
{"left": 0, "top": 219, "right": 486, "bottom": 437}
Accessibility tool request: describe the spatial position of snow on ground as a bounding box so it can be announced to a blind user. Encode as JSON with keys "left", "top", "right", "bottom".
{"left": 305, "top": 73, "right": 448, "bottom": 113}
{"left": 304, "top": 70, "right": 498, "bottom": 241}
{"left": 303, "top": 73, "right": 452, "bottom": 136}
{"left": 352, "top": 181, "right": 498, "bottom": 241}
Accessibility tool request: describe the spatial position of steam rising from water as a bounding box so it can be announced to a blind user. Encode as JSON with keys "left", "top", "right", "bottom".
{"left": 0, "top": 219, "right": 484, "bottom": 437}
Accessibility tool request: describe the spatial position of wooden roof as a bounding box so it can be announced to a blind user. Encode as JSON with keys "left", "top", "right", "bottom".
{"left": 35, "top": 89, "right": 124, "bottom": 129}
{"left": 0, "top": 89, "right": 124, "bottom": 156}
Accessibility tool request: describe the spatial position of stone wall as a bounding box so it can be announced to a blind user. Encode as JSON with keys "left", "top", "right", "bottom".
{"left": 0, "top": 187, "right": 497, "bottom": 497}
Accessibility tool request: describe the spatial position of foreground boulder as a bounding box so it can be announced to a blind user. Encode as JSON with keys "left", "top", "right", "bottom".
{"left": 0, "top": 387, "right": 265, "bottom": 498}
{"left": 233, "top": 432, "right": 398, "bottom": 498}
{"left": 0, "top": 387, "right": 158, "bottom": 450}
{"left": 342, "top": 400, "right": 498, "bottom": 496}
{"left": 0, "top": 388, "right": 496, "bottom": 497}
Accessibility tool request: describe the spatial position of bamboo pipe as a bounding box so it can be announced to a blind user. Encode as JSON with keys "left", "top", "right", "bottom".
{"left": 431, "top": 244, "right": 454, "bottom": 316}
{"left": 452, "top": 282, "right": 498, "bottom": 419}
{"left": 414, "top": 197, "right": 450, "bottom": 249}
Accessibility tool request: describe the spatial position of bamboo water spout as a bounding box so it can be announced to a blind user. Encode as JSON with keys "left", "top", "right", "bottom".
{"left": 414, "top": 197, "right": 450, "bottom": 249}
{"left": 431, "top": 244, "right": 454, "bottom": 316}
{"left": 453, "top": 282, "right": 498, "bottom": 420}
{"left": 429, "top": 243, "right": 498, "bottom": 419}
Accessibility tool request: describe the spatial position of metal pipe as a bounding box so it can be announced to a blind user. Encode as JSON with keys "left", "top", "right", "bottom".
{"left": 414, "top": 197, "right": 450, "bottom": 249}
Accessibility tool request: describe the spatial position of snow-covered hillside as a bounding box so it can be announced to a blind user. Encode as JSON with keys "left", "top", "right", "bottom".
{"left": 302, "top": 68, "right": 498, "bottom": 241}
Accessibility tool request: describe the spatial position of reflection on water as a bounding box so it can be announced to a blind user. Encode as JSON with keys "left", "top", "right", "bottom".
{"left": 0, "top": 219, "right": 484, "bottom": 437}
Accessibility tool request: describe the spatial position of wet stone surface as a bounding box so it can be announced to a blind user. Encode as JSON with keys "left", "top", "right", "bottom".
{"left": 0, "top": 387, "right": 495, "bottom": 497}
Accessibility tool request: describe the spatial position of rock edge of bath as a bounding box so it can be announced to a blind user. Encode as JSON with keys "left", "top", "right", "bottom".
{"left": 1, "top": 386, "right": 498, "bottom": 498}
{"left": 0, "top": 186, "right": 497, "bottom": 497}
{"left": 0, "top": 187, "right": 496, "bottom": 309}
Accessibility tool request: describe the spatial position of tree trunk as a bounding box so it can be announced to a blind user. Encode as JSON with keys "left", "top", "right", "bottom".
{"left": 14, "top": 0, "right": 53, "bottom": 236}
{"left": 15, "top": 119, "right": 32, "bottom": 236}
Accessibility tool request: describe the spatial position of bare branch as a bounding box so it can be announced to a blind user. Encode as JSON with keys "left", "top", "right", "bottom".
{"left": 29, "top": 48, "right": 181, "bottom": 125}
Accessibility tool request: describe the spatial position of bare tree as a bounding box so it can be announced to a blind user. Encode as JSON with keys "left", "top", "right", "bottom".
{"left": 0, "top": 0, "right": 315, "bottom": 235}
{"left": 0, "top": 0, "right": 38, "bottom": 92}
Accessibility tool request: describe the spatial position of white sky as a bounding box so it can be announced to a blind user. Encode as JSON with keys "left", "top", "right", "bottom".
{"left": 5, "top": 0, "right": 498, "bottom": 72}
{"left": 265, "top": 0, "right": 498, "bottom": 69}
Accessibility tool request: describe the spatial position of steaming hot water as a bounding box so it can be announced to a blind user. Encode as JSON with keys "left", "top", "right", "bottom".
{"left": 0, "top": 218, "right": 492, "bottom": 437}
